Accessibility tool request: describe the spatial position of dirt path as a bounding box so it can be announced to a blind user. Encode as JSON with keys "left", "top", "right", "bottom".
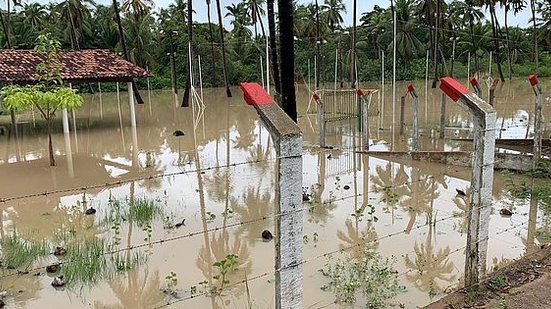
{"left": 426, "top": 245, "right": 551, "bottom": 309}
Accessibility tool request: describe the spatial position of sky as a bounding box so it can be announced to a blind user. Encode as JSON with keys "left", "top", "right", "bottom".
{"left": 29, "top": 0, "right": 535, "bottom": 29}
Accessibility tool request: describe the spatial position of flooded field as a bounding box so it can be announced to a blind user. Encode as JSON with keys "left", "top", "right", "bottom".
{"left": 0, "top": 78, "right": 550, "bottom": 308}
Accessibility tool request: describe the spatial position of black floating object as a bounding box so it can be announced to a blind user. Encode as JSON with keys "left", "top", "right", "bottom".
{"left": 85, "top": 207, "right": 96, "bottom": 215}
{"left": 175, "top": 218, "right": 186, "bottom": 228}
{"left": 261, "top": 230, "right": 273, "bottom": 241}
{"left": 173, "top": 130, "right": 185, "bottom": 137}
{"left": 51, "top": 275, "right": 65, "bottom": 287}
{"left": 302, "top": 192, "right": 310, "bottom": 202}
{"left": 17, "top": 270, "right": 29, "bottom": 275}
{"left": 53, "top": 246, "right": 66, "bottom": 256}
{"left": 46, "top": 264, "right": 60, "bottom": 274}
{"left": 455, "top": 189, "right": 466, "bottom": 197}
{"left": 499, "top": 208, "right": 513, "bottom": 216}
{"left": 327, "top": 154, "right": 332, "bottom": 159}
{"left": 343, "top": 185, "right": 350, "bottom": 190}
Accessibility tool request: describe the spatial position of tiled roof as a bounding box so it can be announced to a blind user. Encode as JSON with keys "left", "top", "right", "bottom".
{"left": 0, "top": 49, "right": 149, "bottom": 84}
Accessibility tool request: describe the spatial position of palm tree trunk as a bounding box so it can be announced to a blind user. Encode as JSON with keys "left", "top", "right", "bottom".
{"left": 504, "top": 6, "right": 512, "bottom": 80}
{"left": 530, "top": 0, "right": 538, "bottom": 70}
{"left": 489, "top": 6, "right": 505, "bottom": 82}
{"left": 349, "top": 0, "right": 357, "bottom": 88}
{"left": 469, "top": 16, "right": 480, "bottom": 74}
{"left": 267, "top": 0, "right": 281, "bottom": 94}
{"left": 432, "top": 0, "right": 440, "bottom": 88}
{"left": 315, "top": 0, "right": 322, "bottom": 88}
{"left": 215, "top": 0, "right": 232, "bottom": 97}
{"left": 1, "top": 2, "right": 18, "bottom": 141}
{"left": 278, "top": 0, "right": 297, "bottom": 122}
{"left": 181, "top": 0, "right": 192, "bottom": 107}
{"left": 112, "top": 0, "right": 145, "bottom": 104}
{"left": 206, "top": 0, "right": 217, "bottom": 86}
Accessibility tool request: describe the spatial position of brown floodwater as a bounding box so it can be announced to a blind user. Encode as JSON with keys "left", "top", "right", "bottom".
{"left": 0, "top": 78, "right": 550, "bottom": 308}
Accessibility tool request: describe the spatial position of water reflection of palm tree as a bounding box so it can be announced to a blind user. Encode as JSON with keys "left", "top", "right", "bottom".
{"left": 231, "top": 118, "right": 257, "bottom": 151}
{"left": 204, "top": 167, "right": 233, "bottom": 203}
{"left": 404, "top": 224, "right": 456, "bottom": 298}
{"left": 337, "top": 219, "right": 378, "bottom": 260}
{"left": 400, "top": 168, "right": 440, "bottom": 233}
{"left": 231, "top": 187, "right": 273, "bottom": 247}
{"left": 196, "top": 230, "right": 253, "bottom": 301}
{"left": 370, "top": 162, "right": 408, "bottom": 214}
{"left": 95, "top": 267, "right": 164, "bottom": 308}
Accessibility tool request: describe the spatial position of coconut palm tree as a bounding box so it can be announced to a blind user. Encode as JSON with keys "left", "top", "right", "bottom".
{"left": 322, "top": 0, "right": 346, "bottom": 32}
{"left": 393, "top": 0, "right": 425, "bottom": 66}
{"left": 447, "top": 1, "right": 484, "bottom": 74}
{"left": 112, "top": 0, "right": 144, "bottom": 104}
{"left": 21, "top": 3, "right": 46, "bottom": 32}
{"left": 215, "top": 0, "right": 232, "bottom": 97}
{"left": 530, "top": 0, "right": 538, "bottom": 69}
{"left": 349, "top": 0, "right": 357, "bottom": 87}
{"left": 476, "top": 0, "right": 505, "bottom": 81}
{"left": 267, "top": 0, "right": 281, "bottom": 93}
{"left": 499, "top": 0, "right": 526, "bottom": 79}
{"left": 205, "top": 0, "right": 216, "bottom": 84}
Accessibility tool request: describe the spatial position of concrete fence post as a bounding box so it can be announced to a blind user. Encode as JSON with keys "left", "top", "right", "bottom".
{"left": 406, "top": 84, "right": 419, "bottom": 152}
{"left": 529, "top": 75, "right": 543, "bottom": 171}
{"left": 399, "top": 96, "right": 405, "bottom": 136}
{"left": 240, "top": 83, "right": 304, "bottom": 309}
{"left": 488, "top": 79, "right": 499, "bottom": 106}
{"left": 357, "top": 89, "right": 371, "bottom": 151}
{"left": 313, "top": 92, "right": 326, "bottom": 148}
{"left": 439, "top": 93, "right": 447, "bottom": 139}
{"left": 470, "top": 76, "right": 482, "bottom": 98}
{"left": 440, "top": 77, "right": 496, "bottom": 289}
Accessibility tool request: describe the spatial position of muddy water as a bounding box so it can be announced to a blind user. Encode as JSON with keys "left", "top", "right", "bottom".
{"left": 0, "top": 78, "right": 549, "bottom": 308}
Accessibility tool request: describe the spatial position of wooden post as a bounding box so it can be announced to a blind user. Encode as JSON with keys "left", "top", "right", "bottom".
{"left": 98, "top": 82, "right": 104, "bottom": 119}
{"left": 127, "top": 82, "right": 137, "bottom": 127}
{"left": 240, "top": 83, "right": 303, "bottom": 309}
{"left": 529, "top": 75, "right": 543, "bottom": 170}
{"left": 439, "top": 77, "right": 496, "bottom": 289}
{"left": 399, "top": 96, "right": 405, "bottom": 135}
{"left": 439, "top": 93, "right": 446, "bottom": 139}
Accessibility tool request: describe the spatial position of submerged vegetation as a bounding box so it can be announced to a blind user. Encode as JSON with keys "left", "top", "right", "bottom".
{"left": 321, "top": 248, "right": 405, "bottom": 307}
{"left": 0, "top": 232, "right": 49, "bottom": 269}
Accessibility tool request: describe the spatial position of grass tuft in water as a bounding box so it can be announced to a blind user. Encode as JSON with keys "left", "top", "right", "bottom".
{"left": 60, "top": 236, "right": 145, "bottom": 286}
{"left": 0, "top": 232, "right": 49, "bottom": 269}
{"left": 321, "top": 248, "right": 405, "bottom": 308}
{"left": 129, "top": 198, "right": 163, "bottom": 227}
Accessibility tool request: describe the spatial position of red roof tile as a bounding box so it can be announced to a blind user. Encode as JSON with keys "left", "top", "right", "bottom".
{"left": 0, "top": 49, "right": 149, "bottom": 84}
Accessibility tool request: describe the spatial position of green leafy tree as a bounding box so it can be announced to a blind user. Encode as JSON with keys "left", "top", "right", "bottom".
{"left": 0, "top": 34, "right": 83, "bottom": 166}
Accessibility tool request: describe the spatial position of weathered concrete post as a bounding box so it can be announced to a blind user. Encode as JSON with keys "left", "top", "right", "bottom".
{"left": 240, "top": 82, "right": 303, "bottom": 309}
{"left": 127, "top": 82, "right": 137, "bottom": 127}
{"left": 440, "top": 76, "right": 496, "bottom": 289}
{"left": 357, "top": 89, "right": 371, "bottom": 150}
{"left": 470, "top": 76, "right": 482, "bottom": 97}
{"left": 406, "top": 84, "right": 419, "bottom": 152}
{"left": 399, "top": 96, "right": 405, "bottom": 136}
{"left": 313, "top": 92, "right": 326, "bottom": 148}
{"left": 439, "top": 93, "right": 446, "bottom": 139}
{"left": 529, "top": 75, "right": 543, "bottom": 170}
{"left": 488, "top": 79, "right": 499, "bottom": 106}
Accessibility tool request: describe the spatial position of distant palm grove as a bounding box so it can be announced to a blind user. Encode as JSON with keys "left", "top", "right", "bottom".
{"left": 1, "top": 0, "right": 551, "bottom": 90}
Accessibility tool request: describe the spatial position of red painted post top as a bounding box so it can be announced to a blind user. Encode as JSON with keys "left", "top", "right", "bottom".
{"left": 470, "top": 76, "right": 478, "bottom": 87}
{"left": 406, "top": 83, "right": 415, "bottom": 93}
{"left": 356, "top": 88, "right": 363, "bottom": 96}
{"left": 312, "top": 92, "right": 320, "bottom": 101}
{"left": 240, "top": 82, "right": 275, "bottom": 105}
{"left": 529, "top": 75, "right": 539, "bottom": 86}
{"left": 440, "top": 76, "right": 469, "bottom": 102}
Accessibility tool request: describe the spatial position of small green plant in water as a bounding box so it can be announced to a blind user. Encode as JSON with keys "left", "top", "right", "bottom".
{"left": 164, "top": 271, "right": 178, "bottom": 296}
{"left": 205, "top": 211, "right": 216, "bottom": 223}
{"left": 129, "top": 198, "right": 163, "bottom": 228}
{"left": 211, "top": 254, "right": 239, "bottom": 294}
{"left": 382, "top": 186, "right": 400, "bottom": 204}
{"left": 321, "top": 248, "right": 405, "bottom": 307}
